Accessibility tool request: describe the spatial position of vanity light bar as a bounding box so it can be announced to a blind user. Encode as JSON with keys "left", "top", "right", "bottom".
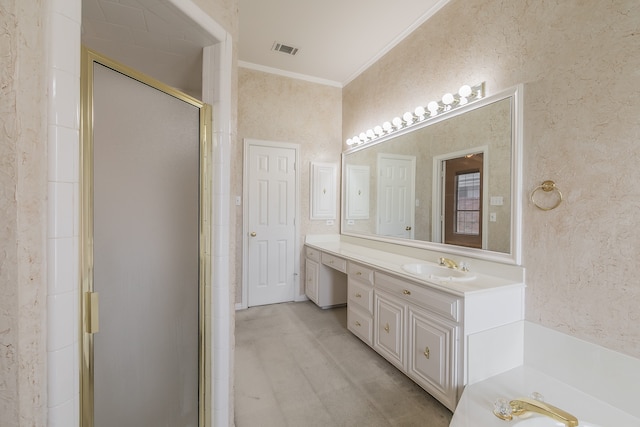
{"left": 346, "top": 82, "right": 485, "bottom": 146}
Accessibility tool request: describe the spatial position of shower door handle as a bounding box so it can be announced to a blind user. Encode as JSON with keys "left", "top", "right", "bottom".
{"left": 85, "top": 292, "right": 100, "bottom": 334}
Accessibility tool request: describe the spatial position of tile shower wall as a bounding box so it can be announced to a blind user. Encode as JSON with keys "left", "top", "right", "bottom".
{"left": 343, "top": 0, "right": 640, "bottom": 358}
{"left": 47, "top": 0, "right": 81, "bottom": 425}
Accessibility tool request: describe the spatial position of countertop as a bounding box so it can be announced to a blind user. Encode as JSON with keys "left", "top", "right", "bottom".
{"left": 305, "top": 236, "right": 524, "bottom": 297}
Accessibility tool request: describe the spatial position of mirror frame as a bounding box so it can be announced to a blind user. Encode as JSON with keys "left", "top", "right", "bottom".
{"left": 341, "top": 84, "right": 523, "bottom": 265}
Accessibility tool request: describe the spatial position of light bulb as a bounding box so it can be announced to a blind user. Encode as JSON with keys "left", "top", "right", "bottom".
{"left": 366, "top": 129, "right": 375, "bottom": 139}
{"left": 442, "top": 93, "right": 454, "bottom": 105}
{"left": 392, "top": 117, "right": 403, "bottom": 128}
{"left": 346, "top": 138, "right": 353, "bottom": 145}
{"left": 427, "top": 101, "right": 439, "bottom": 113}
{"left": 382, "top": 121, "right": 392, "bottom": 132}
{"left": 403, "top": 112, "right": 414, "bottom": 123}
{"left": 374, "top": 125, "right": 383, "bottom": 136}
{"left": 414, "top": 106, "right": 426, "bottom": 118}
{"left": 359, "top": 132, "right": 367, "bottom": 142}
{"left": 352, "top": 136, "right": 360, "bottom": 144}
{"left": 458, "top": 84, "right": 472, "bottom": 98}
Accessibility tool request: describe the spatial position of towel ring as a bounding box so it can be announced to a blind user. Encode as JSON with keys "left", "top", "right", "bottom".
{"left": 531, "top": 180, "right": 563, "bottom": 211}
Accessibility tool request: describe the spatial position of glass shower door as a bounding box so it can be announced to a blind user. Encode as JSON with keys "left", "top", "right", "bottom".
{"left": 91, "top": 61, "right": 200, "bottom": 427}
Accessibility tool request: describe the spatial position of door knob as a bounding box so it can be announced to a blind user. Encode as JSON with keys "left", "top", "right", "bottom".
{"left": 405, "top": 226, "right": 412, "bottom": 231}
{"left": 250, "top": 232, "right": 256, "bottom": 237}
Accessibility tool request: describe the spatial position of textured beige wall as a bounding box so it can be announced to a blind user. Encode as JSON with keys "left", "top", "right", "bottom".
{"left": 0, "top": 0, "right": 48, "bottom": 425}
{"left": 237, "top": 68, "right": 342, "bottom": 303}
{"left": 344, "top": 0, "right": 640, "bottom": 358}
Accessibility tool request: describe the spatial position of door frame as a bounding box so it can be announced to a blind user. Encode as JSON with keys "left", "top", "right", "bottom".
{"left": 432, "top": 146, "right": 489, "bottom": 249}
{"left": 80, "top": 48, "right": 212, "bottom": 427}
{"left": 240, "top": 138, "right": 300, "bottom": 309}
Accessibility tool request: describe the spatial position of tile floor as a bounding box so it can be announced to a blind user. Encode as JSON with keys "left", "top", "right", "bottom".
{"left": 235, "top": 301, "right": 453, "bottom": 426}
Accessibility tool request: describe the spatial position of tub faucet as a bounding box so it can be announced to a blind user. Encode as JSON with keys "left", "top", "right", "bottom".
{"left": 497, "top": 397, "right": 579, "bottom": 427}
{"left": 438, "top": 257, "right": 458, "bottom": 269}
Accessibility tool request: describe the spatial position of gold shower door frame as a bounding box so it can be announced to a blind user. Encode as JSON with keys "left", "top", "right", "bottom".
{"left": 80, "top": 48, "right": 212, "bottom": 427}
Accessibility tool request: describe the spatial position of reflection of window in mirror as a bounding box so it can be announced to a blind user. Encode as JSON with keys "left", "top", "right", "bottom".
{"left": 444, "top": 153, "right": 483, "bottom": 249}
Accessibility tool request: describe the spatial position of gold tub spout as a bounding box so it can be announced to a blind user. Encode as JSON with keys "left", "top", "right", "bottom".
{"left": 509, "top": 397, "right": 579, "bottom": 427}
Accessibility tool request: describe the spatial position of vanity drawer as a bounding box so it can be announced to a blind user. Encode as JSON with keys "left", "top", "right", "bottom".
{"left": 348, "top": 277, "right": 374, "bottom": 314}
{"left": 347, "top": 306, "right": 373, "bottom": 346}
{"left": 321, "top": 252, "right": 347, "bottom": 273}
{"left": 375, "top": 272, "right": 460, "bottom": 322}
{"left": 305, "top": 246, "right": 321, "bottom": 262}
{"left": 347, "top": 261, "right": 374, "bottom": 285}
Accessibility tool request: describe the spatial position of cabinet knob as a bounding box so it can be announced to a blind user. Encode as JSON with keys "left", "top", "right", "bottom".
{"left": 384, "top": 323, "right": 390, "bottom": 333}
{"left": 403, "top": 289, "right": 411, "bottom": 295}
{"left": 250, "top": 231, "right": 257, "bottom": 237}
{"left": 355, "top": 293, "right": 362, "bottom": 298}
{"left": 405, "top": 226, "right": 412, "bottom": 231}
{"left": 424, "top": 346, "right": 430, "bottom": 359}
{"left": 355, "top": 321, "right": 361, "bottom": 327}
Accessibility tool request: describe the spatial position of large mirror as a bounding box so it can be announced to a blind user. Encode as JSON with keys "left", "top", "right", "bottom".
{"left": 341, "top": 85, "right": 522, "bottom": 264}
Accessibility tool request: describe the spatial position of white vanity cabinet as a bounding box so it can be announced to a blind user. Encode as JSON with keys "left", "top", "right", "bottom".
{"left": 304, "top": 246, "right": 347, "bottom": 309}
{"left": 374, "top": 272, "right": 461, "bottom": 411}
{"left": 346, "top": 261, "right": 374, "bottom": 345}
{"left": 304, "top": 257, "right": 320, "bottom": 305}
{"left": 304, "top": 236, "right": 525, "bottom": 412}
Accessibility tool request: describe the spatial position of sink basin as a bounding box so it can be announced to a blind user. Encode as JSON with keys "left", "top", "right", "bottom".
{"left": 514, "top": 417, "right": 602, "bottom": 427}
{"left": 401, "top": 263, "right": 476, "bottom": 282}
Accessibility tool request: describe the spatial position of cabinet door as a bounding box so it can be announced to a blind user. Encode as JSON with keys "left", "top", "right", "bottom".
{"left": 305, "top": 258, "right": 319, "bottom": 304}
{"left": 310, "top": 162, "right": 336, "bottom": 219}
{"left": 374, "top": 291, "right": 405, "bottom": 369}
{"left": 407, "top": 306, "right": 458, "bottom": 410}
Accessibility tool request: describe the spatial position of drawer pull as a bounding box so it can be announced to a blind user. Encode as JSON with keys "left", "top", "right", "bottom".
{"left": 403, "top": 289, "right": 411, "bottom": 295}
{"left": 328, "top": 260, "right": 334, "bottom": 264}
{"left": 384, "top": 323, "right": 390, "bottom": 333}
{"left": 356, "top": 271, "right": 362, "bottom": 275}
{"left": 355, "top": 293, "right": 362, "bottom": 298}
{"left": 424, "top": 346, "right": 430, "bottom": 359}
{"left": 355, "top": 321, "right": 361, "bottom": 327}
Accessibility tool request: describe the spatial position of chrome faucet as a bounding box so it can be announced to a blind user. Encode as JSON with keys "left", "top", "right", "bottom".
{"left": 494, "top": 396, "right": 579, "bottom": 427}
{"left": 438, "top": 257, "right": 458, "bottom": 269}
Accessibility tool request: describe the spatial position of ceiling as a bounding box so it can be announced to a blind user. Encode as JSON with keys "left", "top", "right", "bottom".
{"left": 81, "top": 0, "right": 449, "bottom": 93}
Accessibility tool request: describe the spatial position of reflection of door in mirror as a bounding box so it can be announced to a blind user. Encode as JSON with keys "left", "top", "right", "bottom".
{"left": 377, "top": 153, "right": 416, "bottom": 239}
{"left": 443, "top": 154, "right": 483, "bottom": 248}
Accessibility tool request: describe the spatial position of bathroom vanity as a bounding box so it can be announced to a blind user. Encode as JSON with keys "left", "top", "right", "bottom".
{"left": 304, "top": 234, "right": 525, "bottom": 411}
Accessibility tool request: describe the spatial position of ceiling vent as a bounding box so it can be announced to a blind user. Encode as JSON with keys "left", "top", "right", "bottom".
{"left": 272, "top": 42, "right": 299, "bottom": 56}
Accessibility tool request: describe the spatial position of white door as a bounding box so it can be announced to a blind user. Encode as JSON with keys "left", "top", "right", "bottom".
{"left": 377, "top": 153, "right": 416, "bottom": 238}
{"left": 245, "top": 141, "right": 297, "bottom": 306}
